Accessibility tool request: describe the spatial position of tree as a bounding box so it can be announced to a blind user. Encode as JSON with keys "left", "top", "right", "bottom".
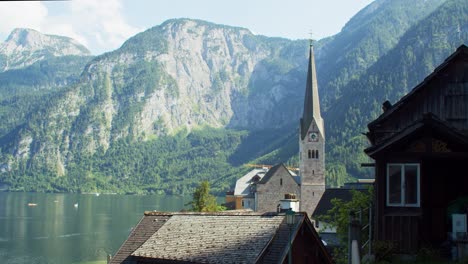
{"left": 188, "top": 181, "right": 225, "bottom": 212}
{"left": 317, "top": 187, "right": 373, "bottom": 264}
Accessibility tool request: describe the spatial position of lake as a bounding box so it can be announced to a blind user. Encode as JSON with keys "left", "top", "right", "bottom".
{"left": 0, "top": 192, "right": 192, "bottom": 264}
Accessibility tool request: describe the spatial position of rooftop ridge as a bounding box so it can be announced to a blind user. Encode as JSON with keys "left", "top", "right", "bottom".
{"left": 144, "top": 211, "right": 309, "bottom": 216}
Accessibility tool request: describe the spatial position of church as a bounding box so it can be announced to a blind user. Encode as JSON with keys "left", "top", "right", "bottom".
{"left": 226, "top": 44, "right": 326, "bottom": 217}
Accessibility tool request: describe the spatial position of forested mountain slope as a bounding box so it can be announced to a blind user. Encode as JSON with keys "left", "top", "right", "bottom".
{"left": 0, "top": 0, "right": 466, "bottom": 194}
{"left": 325, "top": 0, "right": 468, "bottom": 182}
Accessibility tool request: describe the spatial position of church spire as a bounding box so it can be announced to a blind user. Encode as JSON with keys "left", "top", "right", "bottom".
{"left": 300, "top": 44, "right": 323, "bottom": 140}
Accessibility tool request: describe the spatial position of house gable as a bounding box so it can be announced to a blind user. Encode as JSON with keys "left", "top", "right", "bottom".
{"left": 365, "top": 45, "right": 468, "bottom": 254}
{"left": 255, "top": 164, "right": 300, "bottom": 213}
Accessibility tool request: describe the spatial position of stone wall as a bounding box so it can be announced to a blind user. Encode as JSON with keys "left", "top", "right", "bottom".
{"left": 255, "top": 165, "right": 300, "bottom": 213}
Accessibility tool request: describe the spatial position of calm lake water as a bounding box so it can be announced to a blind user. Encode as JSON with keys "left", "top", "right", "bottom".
{"left": 0, "top": 192, "right": 192, "bottom": 264}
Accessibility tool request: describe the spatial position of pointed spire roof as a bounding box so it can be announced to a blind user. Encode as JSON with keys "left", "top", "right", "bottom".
{"left": 300, "top": 44, "right": 323, "bottom": 140}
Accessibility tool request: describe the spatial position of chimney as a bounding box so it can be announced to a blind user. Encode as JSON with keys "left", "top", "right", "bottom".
{"left": 279, "top": 193, "right": 300, "bottom": 212}
{"left": 382, "top": 100, "right": 392, "bottom": 112}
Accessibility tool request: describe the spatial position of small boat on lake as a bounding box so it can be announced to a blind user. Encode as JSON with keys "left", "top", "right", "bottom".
{"left": 27, "top": 203, "right": 37, "bottom": 207}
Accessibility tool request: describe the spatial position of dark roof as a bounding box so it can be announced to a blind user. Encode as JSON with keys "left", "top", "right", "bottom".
{"left": 258, "top": 163, "right": 300, "bottom": 185}
{"left": 111, "top": 211, "right": 333, "bottom": 264}
{"left": 300, "top": 45, "right": 322, "bottom": 140}
{"left": 109, "top": 215, "right": 171, "bottom": 264}
{"left": 368, "top": 44, "right": 468, "bottom": 129}
{"left": 365, "top": 113, "right": 468, "bottom": 158}
{"left": 312, "top": 188, "right": 368, "bottom": 218}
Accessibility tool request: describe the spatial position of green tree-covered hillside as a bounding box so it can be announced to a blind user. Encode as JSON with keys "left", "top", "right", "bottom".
{"left": 0, "top": 0, "right": 467, "bottom": 195}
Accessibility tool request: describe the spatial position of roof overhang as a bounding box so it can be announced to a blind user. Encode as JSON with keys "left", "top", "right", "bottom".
{"left": 365, "top": 113, "right": 468, "bottom": 158}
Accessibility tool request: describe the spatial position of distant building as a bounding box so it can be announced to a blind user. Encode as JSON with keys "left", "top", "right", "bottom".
{"left": 255, "top": 164, "right": 300, "bottom": 213}
{"left": 225, "top": 165, "right": 299, "bottom": 212}
{"left": 109, "top": 211, "right": 333, "bottom": 264}
{"left": 226, "top": 44, "right": 325, "bottom": 217}
{"left": 225, "top": 168, "right": 267, "bottom": 210}
{"left": 365, "top": 44, "right": 468, "bottom": 255}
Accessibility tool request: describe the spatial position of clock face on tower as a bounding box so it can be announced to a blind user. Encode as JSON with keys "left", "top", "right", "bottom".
{"left": 309, "top": 132, "right": 319, "bottom": 142}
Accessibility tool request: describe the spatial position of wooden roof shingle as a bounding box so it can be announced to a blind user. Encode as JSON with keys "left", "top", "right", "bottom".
{"left": 111, "top": 211, "right": 333, "bottom": 264}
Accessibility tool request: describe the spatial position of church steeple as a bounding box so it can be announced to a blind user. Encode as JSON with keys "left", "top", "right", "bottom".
{"left": 299, "top": 42, "right": 325, "bottom": 217}
{"left": 300, "top": 44, "right": 323, "bottom": 140}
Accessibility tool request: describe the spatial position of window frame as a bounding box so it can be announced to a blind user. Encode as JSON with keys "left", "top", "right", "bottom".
{"left": 386, "top": 163, "right": 420, "bottom": 207}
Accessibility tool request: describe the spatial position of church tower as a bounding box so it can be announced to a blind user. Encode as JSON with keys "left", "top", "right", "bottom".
{"left": 299, "top": 43, "right": 325, "bottom": 216}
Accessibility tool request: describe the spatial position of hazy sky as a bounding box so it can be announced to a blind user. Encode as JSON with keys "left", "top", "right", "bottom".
{"left": 0, "top": 0, "right": 374, "bottom": 55}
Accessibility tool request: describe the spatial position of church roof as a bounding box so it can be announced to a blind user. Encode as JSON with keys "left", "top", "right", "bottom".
{"left": 300, "top": 45, "right": 323, "bottom": 140}
{"left": 258, "top": 164, "right": 300, "bottom": 185}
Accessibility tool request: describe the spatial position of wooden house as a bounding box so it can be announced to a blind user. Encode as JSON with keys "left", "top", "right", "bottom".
{"left": 109, "top": 211, "right": 333, "bottom": 264}
{"left": 365, "top": 45, "right": 468, "bottom": 254}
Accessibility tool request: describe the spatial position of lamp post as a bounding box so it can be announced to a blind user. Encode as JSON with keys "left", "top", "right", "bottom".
{"left": 286, "top": 209, "right": 295, "bottom": 264}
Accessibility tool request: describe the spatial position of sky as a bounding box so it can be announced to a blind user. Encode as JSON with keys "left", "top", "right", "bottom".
{"left": 0, "top": 0, "right": 374, "bottom": 55}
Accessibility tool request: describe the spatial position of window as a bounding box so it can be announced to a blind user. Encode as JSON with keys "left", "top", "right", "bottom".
{"left": 280, "top": 178, "right": 283, "bottom": 186}
{"left": 308, "top": 150, "right": 312, "bottom": 159}
{"left": 387, "top": 163, "right": 420, "bottom": 207}
{"left": 316, "top": 150, "right": 319, "bottom": 159}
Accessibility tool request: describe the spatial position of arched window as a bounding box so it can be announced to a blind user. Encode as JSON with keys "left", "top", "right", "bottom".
{"left": 308, "top": 150, "right": 312, "bottom": 159}
{"left": 316, "top": 150, "right": 319, "bottom": 159}
{"left": 312, "top": 149, "right": 315, "bottom": 159}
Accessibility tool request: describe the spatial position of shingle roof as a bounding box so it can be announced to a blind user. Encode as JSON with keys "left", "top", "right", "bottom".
{"left": 111, "top": 211, "right": 333, "bottom": 264}
{"left": 259, "top": 215, "right": 303, "bottom": 264}
{"left": 132, "top": 214, "right": 284, "bottom": 263}
{"left": 109, "top": 215, "right": 171, "bottom": 264}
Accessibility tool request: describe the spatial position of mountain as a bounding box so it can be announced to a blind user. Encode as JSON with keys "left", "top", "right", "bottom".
{"left": 0, "top": 0, "right": 466, "bottom": 195}
{"left": 0, "top": 19, "right": 308, "bottom": 194}
{"left": 317, "top": 0, "right": 447, "bottom": 109}
{"left": 325, "top": 0, "right": 468, "bottom": 182}
{"left": 0, "top": 29, "right": 93, "bottom": 154}
{"left": 0, "top": 28, "right": 91, "bottom": 72}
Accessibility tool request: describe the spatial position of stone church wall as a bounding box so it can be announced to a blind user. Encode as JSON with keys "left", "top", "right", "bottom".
{"left": 255, "top": 166, "right": 300, "bottom": 213}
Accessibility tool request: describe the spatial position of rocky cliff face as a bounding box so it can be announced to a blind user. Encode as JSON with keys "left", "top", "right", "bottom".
{"left": 0, "top": 28, "right": 91, "bottom": 71}
{"left": 4, "top": 19, "right": 307, "bottom": 174}
{"left": 0, "top": 0, "right": 458, "bottom": 191}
